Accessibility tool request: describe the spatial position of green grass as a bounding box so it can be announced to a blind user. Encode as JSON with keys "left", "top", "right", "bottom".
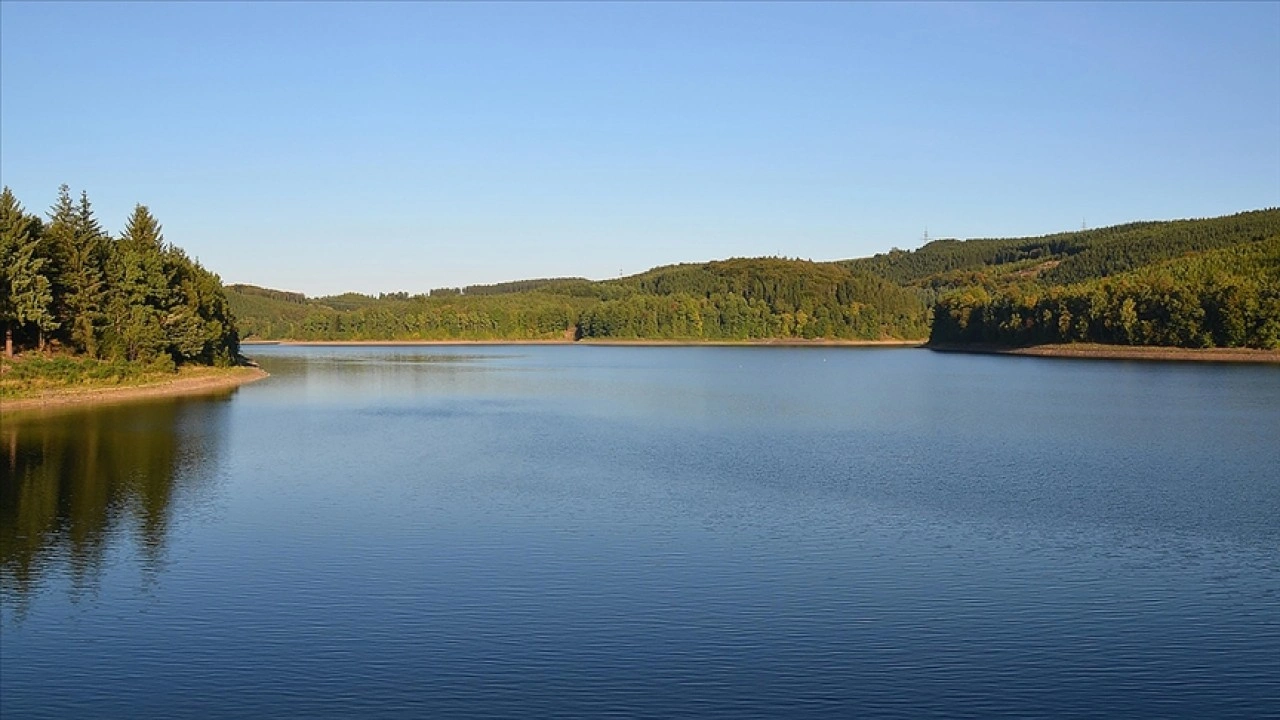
{"left": 0, "top": 355, "right": 179, "bottom": 399}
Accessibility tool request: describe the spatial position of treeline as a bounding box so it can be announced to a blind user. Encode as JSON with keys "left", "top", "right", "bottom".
{"left": 847, "top": 209, "right": 1280, "bottom": 290}
{"left": 297, "top": 293, "right": 590, "bottom": 341}
{"left": 930, "top": 238, "right": 1280, "bottom": 348}
{"left": 229, "top": 289, "right": 592, "bottom": 341}
{"left": 224, "top": 208, "right": 1278, "bottom": 349}
{"left": 228, "top": 257, "right": 931, "bottom": 342}
{"left": 457, "top": 277, "right": 591, "bottom": 296}
{"left": 0, "top": 186, "right": 239, "bottom": 365}
{"left": 576, "top": 292, "right": 926, "bottom": 340}
{"left": 225, "top": 284, "right": 306, "bottom": 304}
{"left": 579, "top": 258, "right": 929, "bottom": 339}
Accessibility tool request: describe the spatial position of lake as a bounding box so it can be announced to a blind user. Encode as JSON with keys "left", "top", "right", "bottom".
{"left": 2, "top": 345, "right": 1278, "bottom": 719}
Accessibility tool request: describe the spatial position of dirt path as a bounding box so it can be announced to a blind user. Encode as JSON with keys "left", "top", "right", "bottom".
{"left": 1, "top": 366, "right": 270, "bottom": 413}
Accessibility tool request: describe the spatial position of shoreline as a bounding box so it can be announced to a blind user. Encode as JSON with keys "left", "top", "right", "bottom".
{"left": 928, "top": 342, "right": 1280, "bottom": 364}
{"left": 239, "top": 338, "right": 1280, "bottom": 362}
{"left": 243, "top": 339, "right": 576, "bottom": 346}
{"left": 579, "top": 339, "right": 925, "bottom": 348}
{"left": 0, "top": 366, "right": 270, "bottom": 413}
{"left": 242, "top": 338, "right": 928, "bottom": 348}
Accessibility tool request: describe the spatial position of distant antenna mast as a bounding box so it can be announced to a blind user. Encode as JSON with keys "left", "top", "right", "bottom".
{"left": 923, "top": 228, "right": 929, "bottom": 243}
{"left": 1082, "top": 218, "right": 1087, "bottom": 231}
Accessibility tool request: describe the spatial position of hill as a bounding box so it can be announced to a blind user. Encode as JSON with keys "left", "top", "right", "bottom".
{"left": 228, "top": 256, "right": 930, "bottom": 342}
{"left": 845, "top": 208, "right": 1280, "bottom": 290}
{"left": 228, "top": 208, "right": 1280, "bottom": 348}
{"left": 930, "top": 235, "right": 1280, "bottom": 348}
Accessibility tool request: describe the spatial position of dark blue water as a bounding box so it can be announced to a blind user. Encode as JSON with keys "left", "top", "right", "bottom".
{"left": 3, "top": 346, "right": 1279, "bottom": 718}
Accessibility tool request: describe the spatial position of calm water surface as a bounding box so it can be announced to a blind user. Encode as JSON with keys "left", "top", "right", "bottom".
{"left": 2, "top": 346, "right": 1278, "bottom": 718}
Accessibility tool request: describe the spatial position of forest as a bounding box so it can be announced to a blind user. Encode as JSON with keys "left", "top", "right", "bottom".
{"left": 229, "top": 258, "right": 931, "bottom": 342}
{"left": 227, "top": 208, "right": 1279, "bottom": 349}
{"left": 5, "top": 185, "right": 1277, "bottom": 355}
{"left": 929, "top": 237, "right": 1280, "bottom": 348}
{"left": 0, "top": 186, "right": 239, "bottom": 365}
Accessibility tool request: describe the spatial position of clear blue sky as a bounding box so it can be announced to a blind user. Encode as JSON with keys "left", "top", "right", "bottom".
{"left": 2, "top": 2, "right": 1278, "bottom": 296}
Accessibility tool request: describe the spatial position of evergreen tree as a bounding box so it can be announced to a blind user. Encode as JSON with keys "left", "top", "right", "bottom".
{"left": 1, "top": 186, "right": 241, "bottom": 365}
{"left": 42, "top": 185, "right": 75, "bottom": 331}
{"left": 0, "top": 188, "right": 56, "bottom": 355}
{"left": 159, "top": 243, "right": 239, "bottom": 364}
{"left": 103, "top": 205, "right": 170, "bottom": 361}
{"left": 46, "top": 187, "right": 108, "bottom": 355}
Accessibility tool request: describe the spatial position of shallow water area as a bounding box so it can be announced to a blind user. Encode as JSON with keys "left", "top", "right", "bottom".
{"left": 3, "top": 345, "right": 1279, "bottom": 719}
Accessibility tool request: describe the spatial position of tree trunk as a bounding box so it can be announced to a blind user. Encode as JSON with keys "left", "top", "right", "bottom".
{"left": 4, "top": 326, "right": 12, "bottom": 358}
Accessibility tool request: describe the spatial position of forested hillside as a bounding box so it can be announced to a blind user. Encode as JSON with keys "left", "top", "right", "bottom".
{"left": 4, "top": 185, "right": 1273, "bottom": 352}
{"left": 230, "top": 288, "right": 592, "bottom": 342}
{"left": 845, "top": 209, "right": 1280, "bottom": 290}
{"left": 0, "top": 186, "right": 239, "bottom": 365}
{"left": 580, "top": 258, "right": 929, "bottom": 340}
{"left": 930, "top": 237, "right": 1280, "bottom": 348}
{"left": 225, "top": 208, "right": 1280, "bottom": 349}
{"left": 229, "top": 258, "right": 930, "bottom": 342}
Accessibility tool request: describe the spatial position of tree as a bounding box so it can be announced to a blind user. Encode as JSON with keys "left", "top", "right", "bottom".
{"left": 47, "top": 186, "right": 108, "bottom": 355}
{"left": 0, "top": 188, "right": 56, "bottom": 355}
{"left": 102, "top": 205, "right": 170, "bottom": 361}
{"left": 2, "top": 186, "right": 242, "bottom": 365}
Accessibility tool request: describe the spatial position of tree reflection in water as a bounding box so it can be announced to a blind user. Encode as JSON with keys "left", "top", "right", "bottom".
{"left": 1, "top": 398, "right": 230, "bottom": 611}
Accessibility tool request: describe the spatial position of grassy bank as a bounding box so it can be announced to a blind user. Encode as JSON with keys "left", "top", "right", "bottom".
{"left": 0, "top": 355, "right": 268, "bottom": 410}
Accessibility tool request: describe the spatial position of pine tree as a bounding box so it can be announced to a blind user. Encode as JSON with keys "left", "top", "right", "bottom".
{"left": 103, "top": 205, "right": 172, "bottom": 360}
{"left": 42, "top": 185, "right": 74, "bottom": 332}
{"left": 0, "top": 188, "right": 56, "bottom": 355}
{"left": 121, "top": 203, "right": 164, "bottom": 249}
{"left": 47, "top": 187, "right": 108, "bottom": 355}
